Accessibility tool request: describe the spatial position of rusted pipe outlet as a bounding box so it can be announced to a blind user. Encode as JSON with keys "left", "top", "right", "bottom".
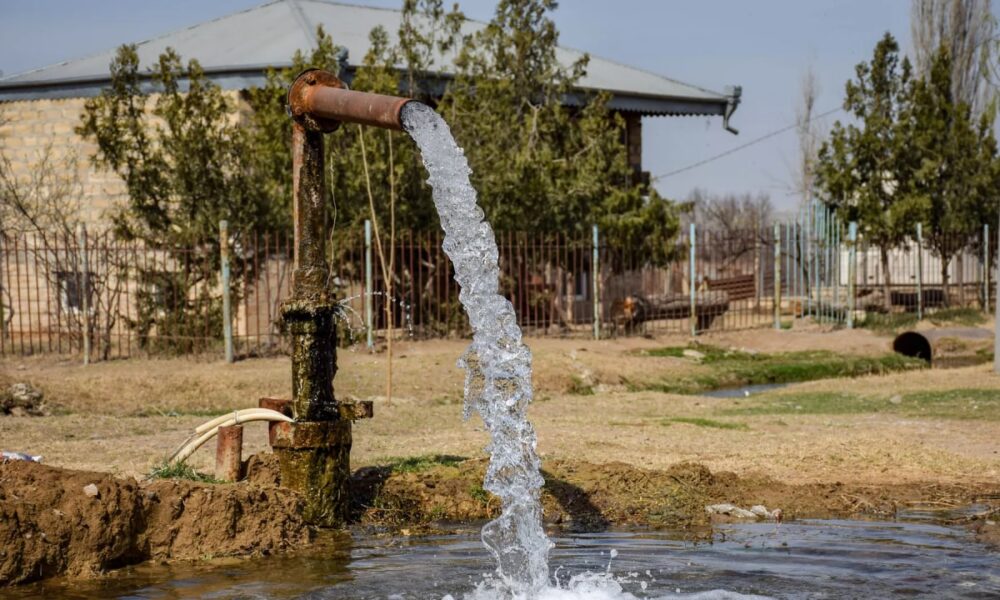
{"left": 287, "top": 68, "right": 411, "bottom": 132}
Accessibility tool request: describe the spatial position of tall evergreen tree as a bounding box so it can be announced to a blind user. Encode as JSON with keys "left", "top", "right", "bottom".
{"left": 816, "top": 33, "right": 924, "bottom": 309}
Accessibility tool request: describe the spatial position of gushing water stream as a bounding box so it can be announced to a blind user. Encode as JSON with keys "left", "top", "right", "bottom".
{"left": 403, "top": 102, "right": 552, "bottom": 597}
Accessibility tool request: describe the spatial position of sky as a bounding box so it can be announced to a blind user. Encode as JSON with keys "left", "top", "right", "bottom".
{"left": 0, "top": 0, "right": 917, "bottom": 210}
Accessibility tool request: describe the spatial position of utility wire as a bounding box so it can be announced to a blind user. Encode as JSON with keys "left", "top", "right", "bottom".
{"left": 652, "top": 106, "right": 844, "bottom": 181}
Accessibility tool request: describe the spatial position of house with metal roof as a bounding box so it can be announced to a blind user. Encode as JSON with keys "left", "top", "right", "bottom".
{"left": 0, "top": 0, "right": 740, "bottom": 221}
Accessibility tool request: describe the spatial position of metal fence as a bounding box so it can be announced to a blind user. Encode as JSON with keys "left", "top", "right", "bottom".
{"left": 0, "top": 220, "right": 993, "bottom": 360}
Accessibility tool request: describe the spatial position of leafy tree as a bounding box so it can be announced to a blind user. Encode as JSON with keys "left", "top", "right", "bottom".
{"left": 77, "top": 45, "right": 278, "bottom": 351}
{"left": 907, "top": 45, "right": 1000, "bottom": 301}
{"left": 816, "top": 33, "right": 924, "bottom": 309}
{"left": 78, "top": 46, "right": 278, "bottom": 247}
{"left": 440, "top": 0, "right": 677, "bottom": 265}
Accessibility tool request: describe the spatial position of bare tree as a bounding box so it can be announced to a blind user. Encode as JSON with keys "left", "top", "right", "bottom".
{"left": 687, "top": 188, "right": 774, "bottom": 235}
{"left": 793, "top": 66, "right": 822, "bottom": 209}
{"left": 911, "top": 0, "right": 996, "bottom": 117}
{"left": 0, "top": 140, "right": 126, "bottom": 359}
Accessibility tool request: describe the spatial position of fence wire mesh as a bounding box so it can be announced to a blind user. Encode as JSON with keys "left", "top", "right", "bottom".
{"left": 0, "top": 224, "right": 993, "bottom": 360}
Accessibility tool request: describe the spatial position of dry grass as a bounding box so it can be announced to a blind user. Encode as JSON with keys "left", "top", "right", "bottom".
{"left": 2, "top": 327, "right": 998, "bottom": 487}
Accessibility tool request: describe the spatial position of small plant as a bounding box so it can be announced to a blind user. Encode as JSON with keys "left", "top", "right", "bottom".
{"left": 379, "top": 454, "right": 465, "bottom": 473}
{"left": 148, "top": 461, "right": 220, "bottom": 483}
{"left": 566, "top": 375, "right": 595, "bottom": 395}
{"left": 469, "top": 484, "right": 490, "bottom": 505}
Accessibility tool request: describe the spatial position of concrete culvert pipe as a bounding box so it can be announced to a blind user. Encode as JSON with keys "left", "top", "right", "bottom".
{"left": 892, "top": 327, "right": 993, "bottom": 366}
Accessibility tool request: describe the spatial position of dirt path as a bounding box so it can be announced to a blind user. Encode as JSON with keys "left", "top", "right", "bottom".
{"left": 1, "top": 327, "right": 997, "bottom": 487}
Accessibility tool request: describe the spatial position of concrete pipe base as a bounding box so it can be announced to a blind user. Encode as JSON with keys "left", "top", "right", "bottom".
{"left": 271, "top": 420, "right": 353, "bottom": 527}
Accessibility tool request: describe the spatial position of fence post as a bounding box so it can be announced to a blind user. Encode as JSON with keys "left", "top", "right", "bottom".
{"left": 754, "top": 228, "right": 762, "bottom": 310}
{"left": 774, "top": 222, "right": 781, "bottom": 329}
{"left": 993, "top": 209, "right": 1000, "bottom": 373}
{"left": 365, "top": 219, "right": 374, "bottom": 350}
{"left": 219, "top": 220, "right": 234, "bottom": 363}
{"left": 916, "top": 223, "right": 923, "bottom": 321}
{"left": 848, "top": 222, "right": 857, "bottom": 329}
{"left": 592, "top": 224, "right": 600, "bottom": 340}
{"left": 983, "top": 223, "right": 990, "bottom": 312}
{"left": 77, "top": 224, "right": 90, "bottom": 366}
{"left": 689, "top": 223, "right": 697, "bottom": 337}
{"left": 832, "top": 215, "right": 840, "bottom": 321}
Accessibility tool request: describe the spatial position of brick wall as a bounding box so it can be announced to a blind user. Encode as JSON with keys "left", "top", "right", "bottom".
{"left": 0, "top": 97, "right": 127, "bottom": 226}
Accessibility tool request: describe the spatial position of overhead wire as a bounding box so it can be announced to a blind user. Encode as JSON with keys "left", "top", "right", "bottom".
{"left": 652, "top": 106, "right": 844, "bottom": 181}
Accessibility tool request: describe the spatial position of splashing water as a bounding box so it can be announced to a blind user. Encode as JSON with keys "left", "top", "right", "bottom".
{"left": 403, "top": 102, "right": 552, "bottom": 597}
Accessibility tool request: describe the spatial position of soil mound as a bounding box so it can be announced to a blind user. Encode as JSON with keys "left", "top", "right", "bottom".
{"left": 353, "top": 457, "right": 998, "bottom": 533}
{"left": 0, "top": 460, "right": 310, "bottom": 586}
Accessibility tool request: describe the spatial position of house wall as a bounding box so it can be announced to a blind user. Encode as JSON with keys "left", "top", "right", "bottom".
{"left": 0, "top": 97, "right": 126, "bottom": 226}
{"left": 623, "top": 112, "right": 642, "bottom": 172}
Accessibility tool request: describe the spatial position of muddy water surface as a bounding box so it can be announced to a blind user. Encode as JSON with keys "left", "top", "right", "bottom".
{"left": 10, "top": 513, "right": 998, "bottom": 599}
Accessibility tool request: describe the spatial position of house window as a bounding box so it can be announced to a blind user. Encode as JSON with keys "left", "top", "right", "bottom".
{"left": 55, "top": 270, "right": 94, "bottom": 313}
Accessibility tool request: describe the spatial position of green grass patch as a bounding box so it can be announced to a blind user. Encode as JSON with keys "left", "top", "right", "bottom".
{"left": 133, "top": 407, "right": 235, "bottom": 417}
{"left": 662, "top": 417, "right": 748, "bottom": 430}
{"left": 567, "top": 375, "right": 595, "bottom": 395}
{"left": 378, "top": 454, "right": 466, "bottom": 473}
{"left": 858, "top": 312, "right": 919, "bottom": 334}
{"left": 721, "top": 388, "right": 1000, "bottom": 420}
{"left": 632, "top": 344, "right": 925, "bottom": 394}
{"left": 469, "top": 484, "right": 490, "bottom": 504}
{"left": 928, "top": 307, "right": 986, "bottom": 326}
{"left": 148, "top": 461, "right": 221, "bottom": 483}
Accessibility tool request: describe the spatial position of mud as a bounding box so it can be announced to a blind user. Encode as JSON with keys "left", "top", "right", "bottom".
{"left": 351, "top": 457, "right": 999, "bottom": 535}
{"left": 3, "top": 454, "right": 996, "bottom": 587}
{"left": 0, "top": 459, "right": 310, "bottom": 586}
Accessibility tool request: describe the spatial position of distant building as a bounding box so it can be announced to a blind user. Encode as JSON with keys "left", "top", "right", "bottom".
{"left": 0, "top": 0, "right": 741, "bottom": 224}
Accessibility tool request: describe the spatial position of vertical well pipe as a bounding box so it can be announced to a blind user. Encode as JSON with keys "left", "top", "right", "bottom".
{"left": 592, "top": 224, "right": 600, "bottom": 340}
{"left": 689, "top": 222, "right": 697, "bottom": 337}
{"left": 848, "top": 222, "right": 857, "bottom": 329}
{"left": 220, "top": 220, "right": 234, "bottom": 364}
{"left": 774, "top": 222, "right": 781, "bottom": 330}
{"left": 916, "top": 223, "right": 924, "bottom": 321}
{"left": 77, "top": 223, "right": 90, "bottom": 366}
{"left": 365, "top": 219, "right": 373, "bottom": 350}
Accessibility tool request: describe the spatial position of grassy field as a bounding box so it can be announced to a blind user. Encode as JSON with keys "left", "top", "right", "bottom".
{"left": 624, "top": 344, "right": 926, "bottom": 394}
{"left": 1, "top": 325, "right": 998, "bottom": 488}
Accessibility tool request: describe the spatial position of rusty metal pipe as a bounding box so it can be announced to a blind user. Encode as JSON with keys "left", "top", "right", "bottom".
{"left": 287, "top": 68, "right": 411, "bottom": 132}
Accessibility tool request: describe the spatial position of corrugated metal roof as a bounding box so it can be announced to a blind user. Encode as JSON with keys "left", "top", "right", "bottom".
{"left": 0, "top": 0, "right": 740, "bottom": 121}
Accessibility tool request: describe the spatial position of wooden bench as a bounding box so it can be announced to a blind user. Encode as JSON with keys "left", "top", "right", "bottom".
{"left": 706, "top": 274, "right": 756, "bottom": 301}
{"left": 610, "top": 291, "right": 730, "bottom": 334}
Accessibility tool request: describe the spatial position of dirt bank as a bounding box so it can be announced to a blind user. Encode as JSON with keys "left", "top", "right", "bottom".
{"left": 353, "top": 456, "right": 999, "bottom": 534}
{"left": 0, "top": 459, "right": 309, "bottom": 586}
{"left": 3, "top": 453, "right": 997, "bottom": 587}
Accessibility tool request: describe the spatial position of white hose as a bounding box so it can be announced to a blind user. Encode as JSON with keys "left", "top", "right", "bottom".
{"left": 166, "top": 408, "right": 293, "bottom": 465}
